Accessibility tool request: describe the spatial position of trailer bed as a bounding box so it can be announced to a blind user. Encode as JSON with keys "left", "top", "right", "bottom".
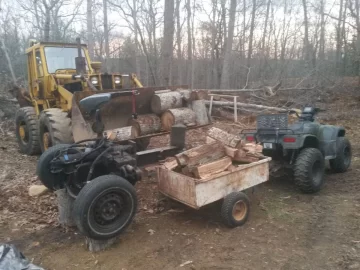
{"left": 157, "top": 157, "right": 271, "bottom": 209}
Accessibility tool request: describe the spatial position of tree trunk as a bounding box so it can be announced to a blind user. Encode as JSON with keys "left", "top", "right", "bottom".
{"left": 161, "top": 0, "right": 175, "bottom": 86}
{"left": 220, "top": 0, "right": 237, "bottom": 89}
{"left": 161, "top": 108, "right": 196, "bottom": 131}
{"left": 192, "top": 100, "right": 210, "bottom": 125}
{"left": 302, "top": 0, "right": 310, "bottom": 62}
{"left": 319, "top": 0, "right": 326, "bottom": 62}
{"left": 55, "top": 189, "right": 75, "bottom": 227}
{"left": 87, "top": 0, "right": 94, "bottom": 58}
{"left": 103, "top": 0, "right": 110, "bottom": 61}
{"left": 204, "top": 100, "right": 288, "bottom": 112}
{"left": 175, "top": 0, "right": 183, "bottom": 85}
{"left": 186, "top": 0, "right": 192, "bottom": 87}
{"left": 151, "top": 92, "right": 183, "bottom": 114}
{"left": 128, "top": 114, "right": 161, "bottom": 136}
{"left": 44, "top": 10, "right": 51, "bottom": 41}
{"left": 336, "top": 0, "right": 344, "bottom": 70}
{"left": 247, "top": 0, "right": 257, "bottom": 68}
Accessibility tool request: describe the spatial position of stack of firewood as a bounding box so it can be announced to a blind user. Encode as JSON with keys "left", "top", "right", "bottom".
{"left": 104, "top": 89, "right": 210, "bottom": 141}
{"left": 163, "top": 127, "right": 264, "bottom": 180}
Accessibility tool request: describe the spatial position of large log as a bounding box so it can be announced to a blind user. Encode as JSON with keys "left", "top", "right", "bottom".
{"left": 151, "top": 91, "right": 183, "bottom": 114}
{"left": 204, "top": 100, "right": 288, "bottom": 112}
{"left": 192, "top": 100, "right": 210, "bottom": 125}
{"left": 194, "top": 157, "right": 232, "bottom": 179}
{"left": 161, "top": 108, "right": 196, "bottom": 131}
{"left": 175, "top": 141, "right": 226, "bottom": 171}
{"left": 207, "top": 127, "right": 242, "bottom": 148}
{"left": 104, "top": 126, "right": 134, "bottom": 141}
{"left": 128, "top": 114, "right": 161, "bottom": 136}
{"left": 177, "top": 89, "right": 191, "bottom": 101}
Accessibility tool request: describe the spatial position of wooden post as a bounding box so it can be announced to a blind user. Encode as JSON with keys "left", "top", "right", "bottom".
{"left": 209, "top": 95, "right": 214, "bottom": 116}
{"left": 234, "top": 96, "right": 238, "bottom": 122}
{"left": 55, "top": 189, "right": 75, "bottom": 227}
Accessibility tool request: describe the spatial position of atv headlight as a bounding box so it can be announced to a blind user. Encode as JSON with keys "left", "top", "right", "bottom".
{"left": 114, "top": 76, "right": 121, "bottom": 84}
{"left": 91, "top": 77, "right": 99, "bottom": 85}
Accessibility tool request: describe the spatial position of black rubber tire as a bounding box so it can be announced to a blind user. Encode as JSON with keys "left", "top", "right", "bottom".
{"left": 37, "top": 144, "right": 70, "bottom": 190}
{"left": 39, "top": 108, "right": 73, "bottom": 152}
{"left": 73, "top": 175, "right": 137, "bottom": 240}
{"left": 221, "top": 192, "right": 250, "bottom": 228}
{"left": 330, "top": 137, "right": 352, "bottom": 173}
{"left": 15, "top": 107, "right": 41, "bottom": 155}
{"left": 294, "top": 148, "right": 325, "bottom": 194}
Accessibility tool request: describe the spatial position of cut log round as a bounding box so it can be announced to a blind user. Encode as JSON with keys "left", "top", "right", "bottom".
{"left": 161, "top": 108, "right": 196, "bottom": 131}
{"left": 151, "top": 91, "right": 183, "bottom": 114}
{"left": 128, "top": 114, "right": 161, "bottom": 136}
{"left": 104, "top": 126, "right": 134, "bottom": 141}
{"left": 192, "top": 100, "right": 210, "bottom": 125}
{"left": 55, "top": 189, "right": 75, "bottom": 227}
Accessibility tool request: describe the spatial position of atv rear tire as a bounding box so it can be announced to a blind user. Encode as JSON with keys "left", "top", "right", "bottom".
{"left": 73, "top": 175, "right": 137, "bottom": 240}
{"left": 37, "top": 144, "right": 70, "bottom": 190}
{"left": 294, "top": 148, "right": 325, "bottom": 193}
{"left": 15, "top": 107, "right": 41, "bottom": 155}
{"left": 330, "top": 137, "right": 352, "bottom": 173}
{"left": 221, "top": 192, "right": 250, "bottom": 227}
{"left": 39, "top": 108, "right": 73, "bottom": 152}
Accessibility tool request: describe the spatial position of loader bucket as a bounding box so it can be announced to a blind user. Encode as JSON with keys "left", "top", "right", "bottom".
{"left": 71, "top": 86, "right": 187, "bottom": 142}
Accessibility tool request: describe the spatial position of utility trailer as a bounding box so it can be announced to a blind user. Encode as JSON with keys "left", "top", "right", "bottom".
{"left": 157, "top": 157, "right": 272, "bottom": 227}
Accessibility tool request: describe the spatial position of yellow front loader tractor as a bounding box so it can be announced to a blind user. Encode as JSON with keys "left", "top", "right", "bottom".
{"left": 14, "top": 38, "right": 173, "bottom": 154}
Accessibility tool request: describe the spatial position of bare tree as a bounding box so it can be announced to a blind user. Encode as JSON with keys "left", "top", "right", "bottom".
{"left": 247, "top": 0, "right": 256, "bottom": 68}
{"left": 87, "top": 0, "right": 94, "bottom": 57}
{"left": 220, "top": 0, "right": 237, "bottom": 89}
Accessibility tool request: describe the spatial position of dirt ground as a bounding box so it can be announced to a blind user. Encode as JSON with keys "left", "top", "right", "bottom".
{"left": 1, "top": 92, "right": 360, "bottom": 270}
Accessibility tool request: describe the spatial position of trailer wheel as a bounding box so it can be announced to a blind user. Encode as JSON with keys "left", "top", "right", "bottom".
{"left": 37, "top": 144, "right": 70, "bottom": 190}
{"left": 221, "top": 192, "right": 250, "bottom": 228}
{"left": 39, "top": 108, "right": 73, "bottom": 152}
{"left": 15, "top": 107, "right": 41, "bottom": 155}
{"left": 73, "top": 175, "right": 137, "bottom": 240}
{"left": 294, "top": 148, "right": 325, "bottom": 193}
{"left": 330, "top": 137, "right": 352, "bottom": 173}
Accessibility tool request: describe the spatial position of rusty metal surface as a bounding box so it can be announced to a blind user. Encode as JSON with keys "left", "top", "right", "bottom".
{"left": 157, "top": 157, "right": 271, "bottom": 209}
{"left": 157, "top": 167, "right": 198, "bottom": 208}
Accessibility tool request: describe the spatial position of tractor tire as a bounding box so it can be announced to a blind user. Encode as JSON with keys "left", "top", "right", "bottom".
{"left": 15, "top": 107, "right": 41, "bottom": 155}
{"left": 294, "top": 148, "right": 325, "bottom": 194}
{"left": 39, "top": 108, "right": 73, "bottom": 152}
{"left": 37, "top": 144, "right": 70, "bottom": 190}
{"left": 330, "top": 137, "right": 352, "bottom": 173}
{"left": 221, "top": 192, "right": 250, "bottom": 228}
{"left": 73, "top": 175, "right": 137, "bottom": 240}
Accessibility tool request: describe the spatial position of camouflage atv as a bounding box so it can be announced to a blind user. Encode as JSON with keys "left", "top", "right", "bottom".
{"left": 243, "top": 106, "right": 352, "bottom": 193}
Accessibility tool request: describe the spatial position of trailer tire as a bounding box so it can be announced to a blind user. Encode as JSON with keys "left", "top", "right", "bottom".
{"left": 15, "top": 107, "right": 41, "bottom": 155}
{"left": 73, "top": 175, "right": 137, "bottom": 240}
{"left": 330, "top": 137, "right": 352, "bottom": 173}
{"left": 294, "top": 148, "right": 325, "bottom": 193}
{"left": 37, "top": 144, "right": 70, "bottom": 190}
{"left": 221, "top": 192, "right": 250, "bottom": 228}
{"left": 39, "top": 108, "right": 73, "bottom": 152}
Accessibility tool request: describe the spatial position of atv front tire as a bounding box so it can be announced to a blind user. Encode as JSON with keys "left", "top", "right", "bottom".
{"left": 39, "top": 108, "right": 73, "bottom": 152}
{"left": 330, "top": 137, "right": 352, "bottom": 173}
{"left": 15, "top": 107, "right": 41, "bottom": 155}
{"left": 294, "top": 148, "right": 325, "bottom": 193}
{"left": 73, "top": 175, "right": 137, "bottom": 240}
{"left": 37, "top": 144, "right": 70, "bottom": 190}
